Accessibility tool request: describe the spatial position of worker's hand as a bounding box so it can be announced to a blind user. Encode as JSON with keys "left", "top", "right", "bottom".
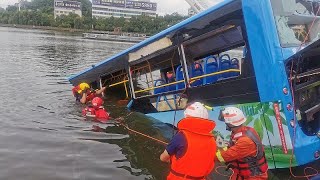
{"left": 95, "top": 87, "right": 106, "bottom": 92}
{"left": 83, "top": 87, "right": 89, "bottom": 93}
{"left": 160, "top": 150, "right": 171, "bottom": 163}
{"left": 216, "top": 149, "right": 226, "bottom": 163}
{"left": 94, "top": 87, "right": 106, "bottom": 95}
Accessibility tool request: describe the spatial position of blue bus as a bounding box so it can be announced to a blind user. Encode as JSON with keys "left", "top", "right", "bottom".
{"left": 69, "top": 0, "right": 320, "bottom": 169}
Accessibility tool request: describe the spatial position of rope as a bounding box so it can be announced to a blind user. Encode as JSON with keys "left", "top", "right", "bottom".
{"left": 214, "top": 166, "right": 233, "bottom": 177}
{"left": 172, "top": 97, "right": 178, "bottom": 138}
{"left": 114, "top": 112, "right": 169, "bottom": 146}
{"left": 288, "top": 5, "right": 320, "bottom": 179}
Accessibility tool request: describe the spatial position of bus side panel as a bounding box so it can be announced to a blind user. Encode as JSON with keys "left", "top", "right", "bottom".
{"left": 259, "top": 102, "right": 296, "bottom": 168}
{"left": 242, "top": 0, "right": 284, "bottom": 102}
{"left": 242, "top": 0, "right": 320, "bottom": 166}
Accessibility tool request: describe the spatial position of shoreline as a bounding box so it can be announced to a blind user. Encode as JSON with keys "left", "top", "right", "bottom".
{"left": 0, "top": 23, "right": 89, "bottom": 33}
{"left": 0, "top": 24, "right": 146, "bottom": 43}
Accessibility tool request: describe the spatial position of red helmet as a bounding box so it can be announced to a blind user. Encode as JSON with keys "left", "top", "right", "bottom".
{"left": 92, "top": 97, "right": 104, "bottom": 108}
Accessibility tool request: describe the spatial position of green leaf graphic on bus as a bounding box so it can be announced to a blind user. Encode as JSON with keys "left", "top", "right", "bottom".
{"left": 241, "top": 102, "right": 286, "bottom": 140}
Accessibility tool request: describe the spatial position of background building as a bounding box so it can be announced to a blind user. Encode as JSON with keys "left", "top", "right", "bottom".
{"left": 54, "top": 0, "right": 82, "bottom": 18}
{"left": 92, "top": 0, "right": 157, "bottom": 19}
{"left": 188, "top": 7, "right": 196, "bottom": 17}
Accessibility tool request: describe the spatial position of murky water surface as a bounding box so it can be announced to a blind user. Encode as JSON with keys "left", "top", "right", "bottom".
{"left": 0, "top": 27, "right": 317, "bottom": 180}
{"left": 0, "top": 27, "right": 171, "bottom": 180}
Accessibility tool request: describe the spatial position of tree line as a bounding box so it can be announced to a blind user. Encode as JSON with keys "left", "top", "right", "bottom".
{"left": 0, "top": 0, "right": 187, "bottom": 35}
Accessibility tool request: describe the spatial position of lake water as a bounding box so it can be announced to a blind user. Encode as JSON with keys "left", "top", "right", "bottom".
{"left": 0, "top": 26, "right": 317, "bottom": 180}
{"left": 0, "top": 26, "right": 172, "bottom": 180}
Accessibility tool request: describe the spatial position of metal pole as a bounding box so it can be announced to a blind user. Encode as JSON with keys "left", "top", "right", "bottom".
{"left": 124, "top": 77, "right": 129, "bottom": 99}
{"left": 99, "top": 77, "right": 105, "bottom": 97}
{"left": 178, "top": 43, "right": 190, "bottom": 87}
{"left": 128, "top": 66, "right": 136, "bottom": 99}
{"left": 147, "top": 61, "right": 154, "bottom": 85}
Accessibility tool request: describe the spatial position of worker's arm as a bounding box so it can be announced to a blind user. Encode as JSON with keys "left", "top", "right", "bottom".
{"left": 80, "top": 93, "right": 87, "bottom": 104}
{"left": 216, "top": 136, "right": 256, "bottom": 162}
{"left": 160, "top": 132, "right": 186, "bottom": 163}
{"left": 160, "top": 150, "right": 171, "bottom": 163}
{"left": 95, "top": 86, "right": 106, "bottom": 95}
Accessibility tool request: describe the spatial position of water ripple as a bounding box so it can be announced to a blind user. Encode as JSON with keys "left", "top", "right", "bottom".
{"left": 0, "top": 27, "right": 162, "bottom": 180}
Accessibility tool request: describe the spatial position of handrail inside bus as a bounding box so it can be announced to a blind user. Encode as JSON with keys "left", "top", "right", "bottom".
{"left": 134, "top": 69, "right": 240, "bottom": 94}
{"left": 107, "top": 79, "right": 129, "bottom": 87}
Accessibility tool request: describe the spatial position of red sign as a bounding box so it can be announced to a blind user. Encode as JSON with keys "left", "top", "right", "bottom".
{"left": 273, "top": 103, "right": 288, "bottom": 154}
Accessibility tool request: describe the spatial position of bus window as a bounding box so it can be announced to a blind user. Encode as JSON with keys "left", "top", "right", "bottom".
{"left": 271, "top": 0, "right": 320, "bottom": 47}
{"left": 286, "top": 46, "right": 320, "bottom": 135}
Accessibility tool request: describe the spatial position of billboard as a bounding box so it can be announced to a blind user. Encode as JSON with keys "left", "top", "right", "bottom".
{"left": 93, "top": 0, "right": 157, "bottom": 11}
{"left": 126, "top": 1, "right": 157, "bottom": 11}
{"left": 54, "top": 0, "right": 81, "bottom": 9}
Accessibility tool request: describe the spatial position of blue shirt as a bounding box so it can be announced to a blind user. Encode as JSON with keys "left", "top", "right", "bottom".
{"left": 166, "top": 132, "right": 187, "bottom": 159}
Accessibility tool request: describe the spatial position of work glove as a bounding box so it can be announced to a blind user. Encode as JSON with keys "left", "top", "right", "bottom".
{"left": 216, "top": 147, "right": 228, "bottom": 163}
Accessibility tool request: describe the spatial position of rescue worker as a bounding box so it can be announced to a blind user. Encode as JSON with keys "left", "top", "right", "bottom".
{"left": 160, "top": 102, "right": 217, "bottom": 180}
{"left": 216, "top": 107, "right": 268, "bottom": 180}
{"left": 82, "top": 97, "right": 110, "bottom": 123}
{"left": 72, "top": 82, "right": 106, "bottom": 104}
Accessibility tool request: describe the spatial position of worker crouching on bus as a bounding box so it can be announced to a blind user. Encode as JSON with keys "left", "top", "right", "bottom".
{"left": 160, "top": 102, "right": 217, "bottom": 180}
{"left": 216, "top": 107, "right": 268, "bottom": 180}
{"left": 72, "top": 82, "right": 106, "bottom": 104}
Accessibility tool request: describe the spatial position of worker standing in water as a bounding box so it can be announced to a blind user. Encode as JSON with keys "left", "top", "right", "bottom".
{"left": 216, "top": 107, "right": 268, "bottom": 180}
{"left": 160, "top": 102, "right": 217, "bottom": 180}
{"left": 72, "top": 82, "right": 106, "bottom": 104}
{"left": 82, "top": 97, "right": 110, "bottom": 123}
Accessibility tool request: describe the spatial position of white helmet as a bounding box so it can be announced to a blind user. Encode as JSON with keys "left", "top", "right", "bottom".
{"left": 220, "top": 107, "right": 246, "bottom": 126}
{"left": 184, "top": 102, "right": 209, "bottom": 119}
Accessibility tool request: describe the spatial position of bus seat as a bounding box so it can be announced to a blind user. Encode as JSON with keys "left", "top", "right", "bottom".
{"left": 204, "top": 55, "right": 219, "bottom": 84}
{"left": 175, "top": 65, "right": 185, "bottom": 90}
{"left": 154, "top": 79, "right": 167, "bottom": 94}
{"left": 230, "top": 58, "right": 240, "bottom": 77}
{"left": 190, "top": 62, "right": 203, "bottom": 87}
{"left": 219, "top": 54, "right": 231, "bottom": 78}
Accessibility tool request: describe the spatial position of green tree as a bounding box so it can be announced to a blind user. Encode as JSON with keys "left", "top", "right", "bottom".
{"left": 0, "top": 0, "right": 188, "bottom": 35}
{"left": 6, "top": 5, "right": 18, "bottom": 12}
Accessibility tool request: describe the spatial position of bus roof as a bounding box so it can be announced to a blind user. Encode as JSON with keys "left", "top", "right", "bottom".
{"left": 68, "top": 0, "right": 241, "bottom": 86}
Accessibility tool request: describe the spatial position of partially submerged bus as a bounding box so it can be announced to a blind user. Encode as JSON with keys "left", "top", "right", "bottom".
{"left": 69, "top": 0, "right": 320, "bottom": 169}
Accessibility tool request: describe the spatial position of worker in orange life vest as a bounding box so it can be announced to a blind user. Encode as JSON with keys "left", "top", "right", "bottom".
{"left": 216, "top": 107, "right": 268, "bottom": 180}
{"left": 160, "top": 102, "right": 217, "bottom": 180}
{"left": 72, "top": 82, "right": 106, "bottom": 104}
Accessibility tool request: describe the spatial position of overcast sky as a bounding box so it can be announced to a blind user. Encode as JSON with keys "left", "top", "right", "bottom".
{"left": 0, "top": 0, "right": 222, "bottom": 15}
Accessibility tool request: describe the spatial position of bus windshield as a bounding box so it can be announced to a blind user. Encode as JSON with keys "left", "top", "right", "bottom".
{"left": 271, "top": 0, "right": 320, "bottom": 47}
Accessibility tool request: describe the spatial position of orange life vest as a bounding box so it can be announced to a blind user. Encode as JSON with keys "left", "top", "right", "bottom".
{"left": 168, "top": 117, "right": 217, "bottom": 180}
{"left": 72, "top": 85, "right": 95, "bottom": 102}
{"left": 227, "top": 126, "right": 268, "bottom": 178}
